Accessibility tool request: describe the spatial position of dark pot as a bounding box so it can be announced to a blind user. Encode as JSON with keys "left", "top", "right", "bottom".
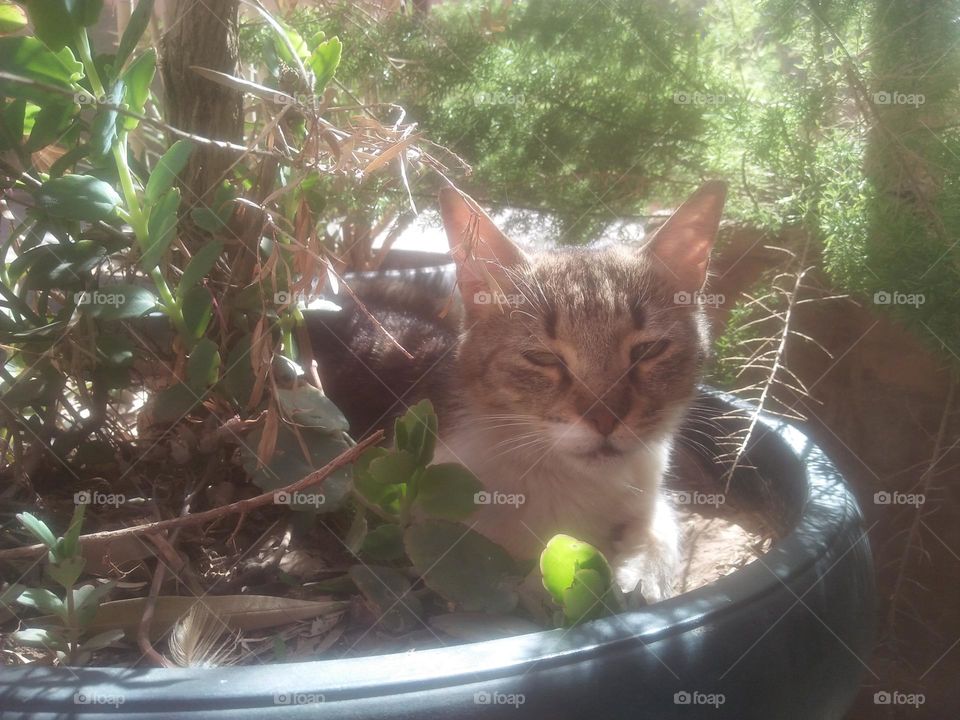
{"left": 0, "top": 252, "right": 875, "bottom": 719}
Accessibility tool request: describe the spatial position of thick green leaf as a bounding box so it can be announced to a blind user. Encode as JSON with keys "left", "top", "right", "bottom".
{"left": 17, "top": 587, "right": 66, "bottom": 621}
{"left": 561, "top": 568, "right": 617, "bottom": 625}
{"left": 368, "top": 450, "right": 419, "bottom": 486}
{"left": 16, "top": 511, "right": 57, "bottom": 550}
{"left": 0, "top": 37, "right": 83, "bottom": 101}
{"left": 120, "top": 47, "right": 155, "bottom": 130}
{"left": 22, "top": 0, "right": 76, "bottom": 51}
{"left": 394, "top": 400, "right": 437, "bottom": 465}
{"left": 87, "top": 79, "right": 125, "bottom": 162}
{"left": 141, "top": 186, "right": 179, "bottom": 270}
{"left": 190, "top": 207, "right": 228, "bottom": 233}
{"left": 115, "top": 0, "right": 154, "bottom": 70}
{"left": 181, "top": 284, "right": 212, "bottom": 339}
{"left": 36, "top": 174, "right": 122, "bottom": 223}
{"left": 78, "top": 283, "right": 156, "bottom": 320}
{"left": 186, "top": 338, "right": 220, "bottom": 390}
{"left": 144, "top": 139, "right": 193, "bottom": 204}
{"left": 539, "top": 534, "right": 613, "bottom": 603}
{"left": 404, "top": 520, "right": 520, "bottom": 613}
{"left": 352, "top": 447, "right": 401, "bottom": 513}
{"left": 309, "top": 36, "right": 342, "bottom": 93}
{"left": 348, "top": 565, "right": 421, "bottom": 634}
{"left": 178, "top": 239, "right": 223, "bottom": 295}
{"left": 276, "top": 385, "right": 349, "bottom": 431}
{"left": 19, "top": 240, "right": 107, "bottom": 290}
{"left": 0, "top": 98, "right": 25, "bottom": 150}
{"left": 59, "top": 502, "right": 86, "bottom": 559}
{"left": 24, "top": 99, "right": 76, "bottom": 152}
{"left": 9, "top": 627, "right": 67, "bottom": 650}
{"left": 359, "top": 523, "right": 406, "bottom": 563}
{"left": 415, "top": 463, "right": 483, "bottom": 521}
{"left": 46, "top": 555, "right": 85, "bottom": 588}
{"left": 0, "top": 3, "right": 27, "bottom": 33}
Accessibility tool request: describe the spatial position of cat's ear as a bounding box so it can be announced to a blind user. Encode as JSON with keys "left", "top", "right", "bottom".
{"left": 644, "top": 181, "right": 727, "bottom": 292}
{"left": 439, "top": 187, "right": 528, "bottom": 316}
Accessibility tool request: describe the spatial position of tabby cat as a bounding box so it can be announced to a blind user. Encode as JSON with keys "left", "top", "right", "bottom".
{"left": 310, "top": 182, "right": 727, "bottom": 602}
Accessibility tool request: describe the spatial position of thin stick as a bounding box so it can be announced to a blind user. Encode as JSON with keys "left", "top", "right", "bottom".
{"left": 0, "top": 431, "right": 383, "bottom": 562}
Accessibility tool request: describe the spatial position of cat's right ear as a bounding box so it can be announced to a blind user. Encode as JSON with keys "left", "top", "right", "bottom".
{"left": 439, "top": 187, "right": 528, "bottom": 317}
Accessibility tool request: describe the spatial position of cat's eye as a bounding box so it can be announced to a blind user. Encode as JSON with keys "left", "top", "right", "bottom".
{"left": 630, "top": 340, "right": 670, "bottom": 363}
{"left": 522, "top": 350, "right": 565, "bottom": 368}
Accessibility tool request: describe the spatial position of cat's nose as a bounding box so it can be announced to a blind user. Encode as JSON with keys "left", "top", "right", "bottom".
{"left": 583, "top": 405, "right": 619, "bottom": 436}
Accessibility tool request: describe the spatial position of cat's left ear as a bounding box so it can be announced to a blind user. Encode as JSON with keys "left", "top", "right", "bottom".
{"left": 645, "top": 181, "right": 727, "bottom": 292}
{"left": 439, "top": 187, "right": 529, "bottom": 316}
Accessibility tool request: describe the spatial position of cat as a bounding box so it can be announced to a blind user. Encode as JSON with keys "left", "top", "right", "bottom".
{"left": 309, "top": 181, "right": 727, "bottom": 602}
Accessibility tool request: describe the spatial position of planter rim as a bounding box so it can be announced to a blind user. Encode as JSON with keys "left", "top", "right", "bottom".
{"left": 0, "top": 388, "right": 864, "bottom": 710}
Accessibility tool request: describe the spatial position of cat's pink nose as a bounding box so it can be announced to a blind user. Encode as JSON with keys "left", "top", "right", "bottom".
{"left": 583, "top": 406, "right": 618, "bottom": 436}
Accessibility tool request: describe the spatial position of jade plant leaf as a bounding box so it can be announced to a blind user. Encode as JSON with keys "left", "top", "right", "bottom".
{"left": 36, "top": 175, "right": 122, "bottom": 223}
{"left": 276, "top": 385, "right": 349, "bottom": 432}
{"left": 415, "top": 463, "right": 483, "bottom": 521}
{"left": 539, "top": 534, "right": 622, "bottom": 626}
{"left": 404, "top": 520, "right": 520, "bottom": 613}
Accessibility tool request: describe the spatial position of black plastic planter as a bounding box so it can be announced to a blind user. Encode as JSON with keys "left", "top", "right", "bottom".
{"left": 0, "top": 394, "right": 874, "bottom": 720}
{"left": 0, "top": 254, "right": 875, "bottom": 719}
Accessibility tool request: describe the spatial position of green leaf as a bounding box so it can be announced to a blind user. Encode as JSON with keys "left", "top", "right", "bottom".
{"left": 141, "top": 186, "right": 180, "bottom": 270}
{"left": 190, "top": 207, "right": 228, "bottom": 233}
{"left": 9, "top": 627, "right": 68, "bottom": 650}
{"left": 394, "top": 400, "right": 437, "bottom": 466}
{"left": 178, "top": 239, "right": 222, "bottom": 295}
{"left": 18, "top": 240, "right": 107, "bottom": 290}
{"left": 276, "top": 385, "right": 349, "bottom": 432}
{"left": 22, "top": 0, "right": 76, "bottom": 51}
{"left": 24, "top": 99, "right": 76, "bottom": 152}
{"left": 561, "top": 568, "right": 618, "bottom": 625}
{"left": 353, "top": 448, "right": 403, "bottom": 514}
{"left": 46, "top": 555, "right": 85, "bottom": 588}
{"left": 272, "top": 23, "right": 309, "bottom": 66}
{"left": 145, "top": 139, "right": 193, "bottom": 204}
{"left": 0, "top": 3, "right": 27, "bottom": 33}
{"left": 539, "top": 534, "right": 613, "bottom": 604}
{"left": 0, "top": 37, "right": 83, "bottom": 102}
{"left": 181, "top": 284, "right": 212, "bottom": 339}
{"left": 415, "top": 463, "right": 484, "bottom": 521}
{"left": 309, "top": 36, "right": 342, "bottom": 93}
{"left": 368, "top": 451, "right": 419, "bottom": 486}
{"left": 0, "top": 97, "right": 25, "bottom": 150}
{"left": 73, "top": 0, "right": 103, "bottom": 26}
{"left": 78, "top": 284, "right": 157, "bottom": 320}
{"left": 96, "top": 334, "right": 135, "bottom": 368}
{"left": 16, "top": 512, "right": 58, "bottom": 550}
{"left": 87, "top": 79, "right": 125, "bottom": 162}
{"left": 186, "top": 338, "right": 220, "bottom": 391}
{"left": 120, "top": 47, "right": 155, "bottom": 130}
{"left": 404, "top": 520, "right": 520, "bottom": 613}
{"left": 152, "top": 382, "right": 198, "bottom": 424}
{"left": 115, "top": 0, "right": 154, "bottom": 70}
{"left": 348, "top": 565, "right": 421, "bottom": 634}
{"left": 359, "top": 523, "right": 406, "bottom": 563}
{"left": 36, "top": 174, "right": 122, "bottom": 223}
{"left": 17, "top": 587, "right": 66, "bottom": 621}
{"left": 60, "top": 502, "right": 86, "bottom": 559}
